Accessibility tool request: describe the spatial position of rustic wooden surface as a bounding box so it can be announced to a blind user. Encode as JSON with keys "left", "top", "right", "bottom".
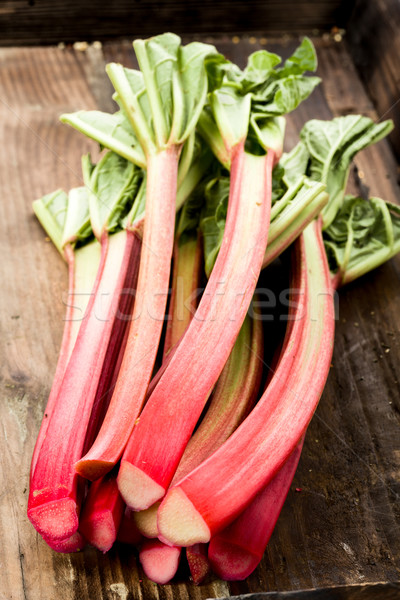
{"left": 0, "top": 36, "right": 399, "bottom": 600}
{"left": 346, "top": 0, "right": 400, "bottom": 162}
{"left": 0, "top": 1, "right": 351, "bottom": 46}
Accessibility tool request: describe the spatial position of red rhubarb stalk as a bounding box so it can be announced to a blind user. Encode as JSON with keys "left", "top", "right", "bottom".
{"left": 139, "top": 539, "right": 182, "bottom": 585}
{"left": 208, "top": 438, "right": 304, "bottom": 580}
{"left": 117, "top": 507, "right": 143, "bottom": 546}
{"left": 75, "top": 149, "right": 178, "bottom": 481}
{"left": 117, "top": 145, "right": 272, "bottom": 511}
{"left": 43, "top": 531, "right": 86, "bottom": 554}
{"left": 79, "top": 472, "right": 125, "bottom": 553}
{"left": 187, "top": 544, "right": 211, "bottom": 585}
{"left": 28, "top": 229, "right": 141, "bottom": 541}
{"left": 30, "top": 191, "right": 100, "bottom": 477}
{"left": 134, "top": 307, "right": 263, "bottom": 537}
{"left": 157, "top": 221, "right": 335, "bottom": 546}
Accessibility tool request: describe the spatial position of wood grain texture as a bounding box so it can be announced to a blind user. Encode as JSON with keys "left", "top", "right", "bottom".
{"left": 0, "top": 36, "right": 399, "bottom": 600}
{"left": 0, "top": 0, "right": 352, "bottom": 46}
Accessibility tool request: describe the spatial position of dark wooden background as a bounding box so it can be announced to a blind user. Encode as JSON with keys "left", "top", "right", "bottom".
{"left": 0, "top": 0, "right": 351, "bottom": 44}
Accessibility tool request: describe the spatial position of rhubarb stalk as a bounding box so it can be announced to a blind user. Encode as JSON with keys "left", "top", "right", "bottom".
{"left": 30, "top": 189, "right": 99, "bottom": 477}
{"left": 28, "top": 154, "right": 143, "bottom": 541}
{"left": 157, "top": 222, "right": 335, "bottom": 546}
{"left": 79, "top": 471, "right": 125, "bottom": 553}
{"left": 116, "top": 39, "right": 319, "bottom": 512}
{"left": 75, "top": 34, "right": 217, "bottom": 481}
{"left": 208, "top": 438, "right": 304, "bottom": 580}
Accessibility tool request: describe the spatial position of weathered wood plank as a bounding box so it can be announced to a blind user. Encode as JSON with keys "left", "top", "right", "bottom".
{"left": 0, "top": 1, "right": 352, "bottom": 46}
{"left": 0, "top": 36, "right": 399, "bottom": 600}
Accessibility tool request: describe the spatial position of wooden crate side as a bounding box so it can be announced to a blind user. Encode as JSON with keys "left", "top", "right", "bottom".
{"left": 0, "top": 0, "right": 352, "bottom": 46}
{"left": 346, "top": 0, "right": 400, "bottom": 161}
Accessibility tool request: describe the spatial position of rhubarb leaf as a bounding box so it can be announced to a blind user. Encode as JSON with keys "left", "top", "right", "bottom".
{"left": 200, "top": 177, "right": 230, "bottom": 277}
{"left": 279, "top": 37, "right": 318, "bottom": 76}
{"left": 60, "top": 110, "right": 146, "bottom": 168}
{"left": 33, "top": 190, "right": 68, "bottom": 256}
{"left": 280, "top": 141, "right": 310, "bottom": 187}
{"left": 324, "top": 195, "right": 400, "bottom": 285}
{"left": 202, "top": 38, "right": 319, "bottom": 163}
{"left": 83, "top": 151, "right": 143, "bottom": 239}
{"left": 107, "top": 34, "right": 217, "bottom": 155}
{"left": 33, "top": 188, "right": 93, "bottom": 256}
{"left": 62, "top": 187, "right": 92, "bottom": 248}
{"left": 300, "top": 115, "right": 394, "bottom": 228}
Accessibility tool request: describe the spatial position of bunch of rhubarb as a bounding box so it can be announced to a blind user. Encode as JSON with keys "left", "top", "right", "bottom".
{"left": 28, "top": 33, "right": 400, "bottom": 584}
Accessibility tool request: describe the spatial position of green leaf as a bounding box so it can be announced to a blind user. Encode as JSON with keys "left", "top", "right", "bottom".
{"left": 209, "top": 87, "right": 252, "bottom": 155}
{"left": 203, "top": 38, "right": 320, "bottom": 160}
{"left": 200, "top": 177, "right": 230, "bottom": 277}
{"left": 279, "top": 37, "right": 318, "bottom": 76}
{"left": 108, "top": 34, "right": 217, "bottom": 154}
{"left": 323, "top": 195, "right": 400, "bottom": 284}
{"left": 33, "top": 190, "right": 69, "bottom": 256}
{"left": 300, "top": 115, "right": 394, "bottom": 227}
{"left": 255, "top": 75, "right": 320, "bottom": 117}
{"left": 60, "top": 110, "right": 146, "bottom": 168}
{"left": 85, "top": 151, "right": 143, "bottom": 239}
{"left": 33, "top": 187, "right": 93, "bottom": 256}
{"left": 62, "top": 187, "right": 92, "bottom": 248}
{"left": 280, "top": 141, "right": 310, "bottom": 187}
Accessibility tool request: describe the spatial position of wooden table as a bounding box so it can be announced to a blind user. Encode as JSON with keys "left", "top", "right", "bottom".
{"left": 0, "top": 35, "right": 399, "bottom": 600}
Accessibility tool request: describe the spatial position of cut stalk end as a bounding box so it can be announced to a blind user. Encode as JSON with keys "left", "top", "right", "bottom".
{"left": 186, "top": 544, "right": 210, "bottom": 584}
{"left": 80, "top": 510, "right": 116, "bottom": 553}
{"left": 75, "top": 459, "right": 114, "bottom": 482}
{"left": 117, "top": 461, "right": 165, "bottom": 511}
{"left": 157, "top": 488, "right": 210, "bottom": 547}
{"left": 133, "top": 502, "right": 160, "bottom": 538}
{"left": 139, "top": 539, "right": 181, "bottom": 585}
{"left": 208, "top": 537, "right": 260, "bottom": 581}
{"left": 43, "top": 531, "right": 86, "bottom": 554}
{"left": 28, "top": 498, "right": 79, "bottom": 541}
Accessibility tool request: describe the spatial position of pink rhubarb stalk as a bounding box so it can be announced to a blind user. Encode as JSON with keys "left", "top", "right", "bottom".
{"left": 134, "top": 308, "right": 263, "bottom": 537}
{"left": 79, "top": 472, "right": 125, "bottom": 553}
{"left": 117, "top": 145, "right": 273, "bottom": 511}
{"left": 157, "top": 220, "right": 335, "bottom": 546}
{"left": 43, "top": 531, "right": 86, "bottom": 554}
{"left": 139, "top": 539, "right": 182, "bottom": 585}
{"left": 76, "top": 148, "right": 179, "bottom": 481}
{"left": 30, "top": 245, "right": 76, "bottom": 478}
{"left": 28, "top": 229, "right": 141, "bottom": 541}
{"left": 208, "top": 438, "right": 304, "bottom": 580}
